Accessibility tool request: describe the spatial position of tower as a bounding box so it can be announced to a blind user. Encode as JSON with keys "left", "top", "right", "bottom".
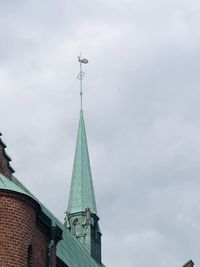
{"left": 65, "top": 57, "right": 102, "bottom": 263}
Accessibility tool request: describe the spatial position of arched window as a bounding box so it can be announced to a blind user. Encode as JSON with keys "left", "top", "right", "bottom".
{"left": 27, "top": 245, "right": 33, "bottom": 267}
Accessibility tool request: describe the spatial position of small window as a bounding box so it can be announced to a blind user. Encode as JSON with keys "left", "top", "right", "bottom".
{"left": 27, "top": 245, "right": 33, "bottom": 267}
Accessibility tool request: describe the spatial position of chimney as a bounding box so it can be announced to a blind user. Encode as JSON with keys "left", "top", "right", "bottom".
{"left": 0, "top": 133, "right": 14, "bottom": 179}
{"left": 183, "top": 260, "right": 194, "bottom": 267}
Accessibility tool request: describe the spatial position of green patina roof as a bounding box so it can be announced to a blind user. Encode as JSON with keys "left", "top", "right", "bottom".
{"left": 12, "top": 176, "right": 104, "bottom": 267}
{"left": 68, "top": 110, "right": 97, "bottom": 215}
{"left": 0, "top": 173, "right": 31, "bottom": 198}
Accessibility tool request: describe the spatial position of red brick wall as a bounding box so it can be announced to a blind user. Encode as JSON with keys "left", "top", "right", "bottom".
{"left": 0, "top": 191, "right": 56, "bottom": 267}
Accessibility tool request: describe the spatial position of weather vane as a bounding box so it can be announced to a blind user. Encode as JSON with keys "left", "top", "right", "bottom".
{"left": 77, "top": 55, "right": 89, "bottom": 110}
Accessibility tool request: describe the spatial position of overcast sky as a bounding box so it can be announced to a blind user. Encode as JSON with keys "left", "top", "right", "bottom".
{"left": 1, "top": 1, "right": 200, "bottom": 266}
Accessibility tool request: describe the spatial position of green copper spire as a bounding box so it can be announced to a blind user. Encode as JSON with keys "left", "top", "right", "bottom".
{"left": 68, "top": 110, "right": 97, "bottom": 215}
{"left": 65, "top": 57, "right": 101, "bottom": 263}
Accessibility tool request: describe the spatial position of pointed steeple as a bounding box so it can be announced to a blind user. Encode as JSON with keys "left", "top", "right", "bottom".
{"left": 68, "top": 110, "right": 97, "bottom": 215}
{"left": 65, "top": 57, "right": 101, "bottom": 263}
{"left": 65, "top": 110, "right": 101, "bottom": 263}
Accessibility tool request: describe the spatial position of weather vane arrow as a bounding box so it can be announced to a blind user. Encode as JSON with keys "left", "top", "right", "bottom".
{"left": 77, "top": 55, "right": 89, "bottom": 110}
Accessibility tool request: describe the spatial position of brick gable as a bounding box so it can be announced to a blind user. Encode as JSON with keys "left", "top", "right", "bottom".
{"left": 183, "top": 261, "right": 194, "bottom": 267}
{"left": 0, "top": 133, "right": 14, "bottom": 179}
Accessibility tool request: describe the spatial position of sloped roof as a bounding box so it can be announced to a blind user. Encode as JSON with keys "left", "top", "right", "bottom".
{"left": 68, "top": 110, "right": 97, "bottom": 215}
{"left": 0, "top": 173, "right": 32, "bottom": 198}
{"left": 12, "top": 176, "right": 104, "bottom": 267}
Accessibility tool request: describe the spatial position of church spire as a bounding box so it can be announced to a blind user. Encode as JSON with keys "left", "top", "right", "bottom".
{"left": 67, "top": 109, "right": 97, "bottom": 214}
{"left": 65, "top": 57, "right": 101, "bottom": 263}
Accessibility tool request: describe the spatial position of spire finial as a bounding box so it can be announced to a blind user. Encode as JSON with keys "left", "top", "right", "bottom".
{"left": 77, "top": 54, "right": 89, "bottom": 110}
